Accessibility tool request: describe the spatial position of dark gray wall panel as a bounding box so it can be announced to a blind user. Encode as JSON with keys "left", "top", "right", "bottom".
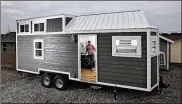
{"left": 151, "top": 56, "right": 157, "bottom": 87}
{"left": 159, "top": 39, "right": 167, "bottom": 69}
{"left": 17, "top": 34, "right": 78, "bottom": 78}
{"left": 97, "top": 32, "right": 147, "bottom": 88}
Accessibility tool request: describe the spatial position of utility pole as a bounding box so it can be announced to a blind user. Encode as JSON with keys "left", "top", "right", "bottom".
{"left": 8, "top": 25, "right": 10, "bottom": 33}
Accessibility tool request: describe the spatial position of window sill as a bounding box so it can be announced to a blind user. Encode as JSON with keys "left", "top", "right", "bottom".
{"left": 34, "top": 57, "right": 44, "bottom": 60}
{"left": 112, "top": 53, "right": 142, "bottom": 58}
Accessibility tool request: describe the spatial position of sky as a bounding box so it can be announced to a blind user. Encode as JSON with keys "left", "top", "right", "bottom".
{"left": 1, "top": 1, "right": 181, "bottom": 34}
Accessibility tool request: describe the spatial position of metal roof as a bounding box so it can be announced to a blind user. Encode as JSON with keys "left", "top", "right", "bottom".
{"left": 1, "top": 32, "right": 16, "bottom": 42}
{"left": 65, "top": 10, "right": 155, "bottom": 32}
{"left": 159, "top": 35, "right": 174, "bottom": 43}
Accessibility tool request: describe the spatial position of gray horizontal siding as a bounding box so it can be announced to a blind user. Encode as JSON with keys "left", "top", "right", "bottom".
{"left": 151, "top": 56, "right": 157, "bottom": 87}
{"left": 17, "top": 34, "right": 78, "bottom": 78}
{"left": 97, "top": 32, "right": 147, "bottom": 88}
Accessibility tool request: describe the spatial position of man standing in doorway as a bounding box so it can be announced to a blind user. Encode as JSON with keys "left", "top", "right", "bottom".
{"left": 85, "top": 41, "right": 96, "bottom": 71}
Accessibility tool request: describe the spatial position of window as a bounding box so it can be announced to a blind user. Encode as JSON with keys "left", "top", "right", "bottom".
{"left": 25, "top": 24, "right": 29, "bottom": 32}
{"left": 65, "top": 17, "right": 72, "bottom": 25}
{"left": 34, "top": 24, "right": 39, "bottom": 31}
{"left": 151, "top": 36, "right": 157, "bottom": 54}
{"left": 34, "top": 23, "right": 44, "bottom": 32}
{"left": 159, "top": 52, "right": 166, "bottom": 65}
{"left": 152, "top": 40, "right": 156, "bottom": 53}
{"left": 47, "top": 18, "right": 62, "bottom": 32}
{"left": 20, "top": 25, "right": 24, "bottom": 32}
{"left": 2, "top": 43, "right": 7, "bottom": 52}
{"left": 40, "top": 23, "right": 44, "bottom": 31}
{"left": 33, "top": 39, "right": 44, "bottom": 60}
{"left": 20, "top": 24, "right": 29, "bottom": 32}
{"left": 112, "top": 36, "right": 142, "bottom": 58}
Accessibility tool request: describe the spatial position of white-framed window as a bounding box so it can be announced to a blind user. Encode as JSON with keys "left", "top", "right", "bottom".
{"left": 34, "top": 23, "right": 44, "bottom": 32}
{"left": 151, "top": 36, "right": 157, "bottom": 55}
{"left": 152, "top": 40, "right": 156, "bottom": 53}
{"left": 33, "top": 39, "right": 44, "bottom": 60}
{"left": 2, "top": 43, "right": 7, "bottom": 52}
{"left": 159, "top": 52, "right": 166, "bottom": 65}
{"left": 112, "top": 36, "right": 142, "bottom": 58}
{"left": 20, "top": 24, "right": 29, "bottom": 32}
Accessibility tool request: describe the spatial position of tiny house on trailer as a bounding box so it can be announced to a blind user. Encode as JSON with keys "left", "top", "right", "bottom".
{"left": 16, "top": 10, "right": 161, "bottom": 92}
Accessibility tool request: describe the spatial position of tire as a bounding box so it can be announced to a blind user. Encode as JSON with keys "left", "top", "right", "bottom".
{"left": 41, "top": 73, "right": 53, "bottom": 88}
{"left": 54, "top": 75, "right": 67, "bottom": 90}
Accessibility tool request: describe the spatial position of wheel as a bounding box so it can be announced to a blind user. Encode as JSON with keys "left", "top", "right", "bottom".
{"left": 41, "top": 73, "right": 53, "bottom": 88}
{"left": 54, "top": 75, "right": 67, "bottom": 90}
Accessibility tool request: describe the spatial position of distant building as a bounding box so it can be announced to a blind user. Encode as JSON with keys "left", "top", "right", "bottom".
{"left": 161, "top": 33, "right": 182, "bottom": 64}
{"left": 1, "top": 32, "right": 16, "bottom": 67}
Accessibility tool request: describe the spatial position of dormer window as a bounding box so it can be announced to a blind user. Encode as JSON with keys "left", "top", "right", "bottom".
{"left": 34, "top": 23, "right": 44, "bottom": 32}
{"left": 20, "top": 24, "right": 29, "bottom": 32}
{"left": 20, "top": 25, "right": 24, "bottom": 32}
{"left": 25, "top": 24, "right": 29, "bottom": 32}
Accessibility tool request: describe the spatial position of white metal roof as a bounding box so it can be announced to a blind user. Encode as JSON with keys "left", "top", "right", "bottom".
{"left": 65, "top": 10, "right": 156, "bottom": 32}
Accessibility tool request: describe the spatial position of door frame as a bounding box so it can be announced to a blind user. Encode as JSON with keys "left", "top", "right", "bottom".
{"left": 77, "top": 34, "right": 98, "bottom": 83}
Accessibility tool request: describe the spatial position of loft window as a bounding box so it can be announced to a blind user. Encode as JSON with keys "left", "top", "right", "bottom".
{"left": 159, "top": 52, "right": 166, "bottom": 65}
{"left": 65, "top": 17, "right": 72, "bottom": 25}
{"left": 33, "top": 39, "right": 44, "bottom": 60}
{"left": 34, "top": 24, "right": 39, "bottom": 31}
{"left": 25, "top": 24, "right": 29, "bottom": 32}
{"left": 40, "top": 23, "right": 44, "bottom": 31}
{"left": 34, "top": 23, "right": 44, "bottom": 32}
{"left": 2, "top": 43, "right": 7, "bottom": 52}
{"left": 20, "top": 24, "right": 29, "bottom": 32}
{"left": 112, "top": 36, "right": 142, "bottom": 58}
{"left": 20, "top": 25, "right": 24, "bottom": 32}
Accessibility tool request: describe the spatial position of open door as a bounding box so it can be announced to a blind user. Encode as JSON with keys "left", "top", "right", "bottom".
{"left": 78, "top": 35, "right": 97, "bottom": 83}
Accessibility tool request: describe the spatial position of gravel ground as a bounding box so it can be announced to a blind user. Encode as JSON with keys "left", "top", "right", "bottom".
{"left": 1, "top": 66, "right": 181, "bottom": 103}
